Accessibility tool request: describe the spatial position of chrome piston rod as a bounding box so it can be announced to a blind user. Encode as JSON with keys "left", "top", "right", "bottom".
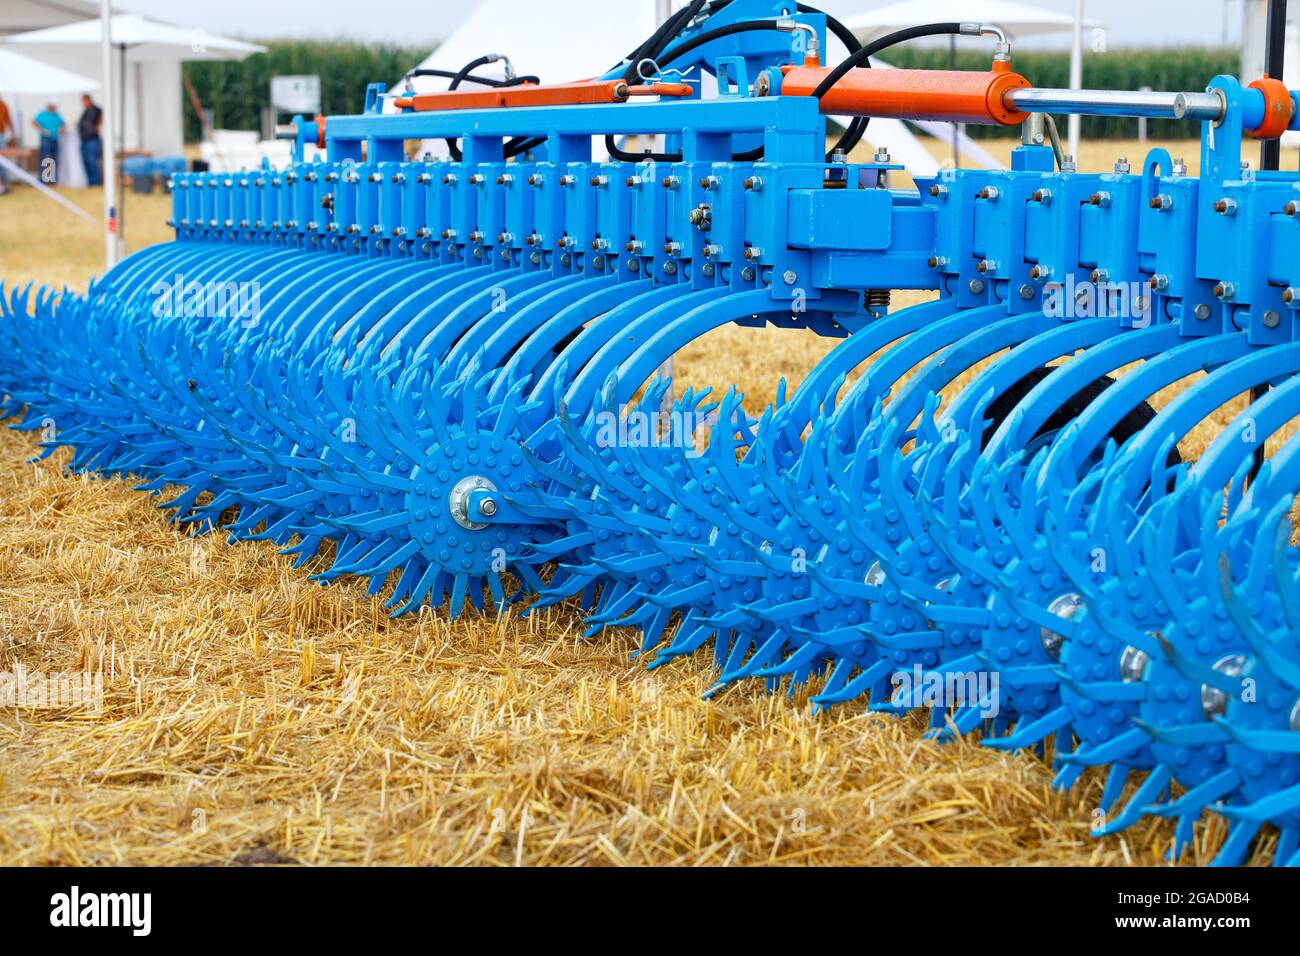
{"left": 1005, "top": 87, "right": 1224, "bottom": 121}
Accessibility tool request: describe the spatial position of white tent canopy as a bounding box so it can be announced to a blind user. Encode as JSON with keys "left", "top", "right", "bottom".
{"left": 2, "top": 12, "right": 264, "bottom": 62}
{"left": 1, "top": 13, "right": 265, "bottom": 158}
{"left": 844, "top": 0, "right": 1100, "bottom": 40}
{"left": 0, "top": 46, "right": 97, "bottom": 93}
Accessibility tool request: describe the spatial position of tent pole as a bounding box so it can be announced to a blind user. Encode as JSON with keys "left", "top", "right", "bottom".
{"left": 1068, "top": 0, "right": 1083, "bottom": 160}
{"left": 118, "top": 42, "right": 127, "bottom": 256}
{"left": 100, "top": 0, "right": 117, "bottom": 269}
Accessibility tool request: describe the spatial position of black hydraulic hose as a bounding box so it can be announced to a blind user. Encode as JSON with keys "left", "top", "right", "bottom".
{"left": 811, "top": 22, "right": 963, "bottom": 99}
{"left": 646, "top": 7, "right": 870, "bottom": 160}
{"left": 610, "top": 16, "right": 796, "bottom": 163}
{"left": 795, "top": 2, "right": 869, "bottom": 159}
{"left": 655, "top": 19, "right": 796, "bottom": 73}
{"left": 443, "top": 56, "right": 541, "bottom": 161}
{"left": 406, "top": 68, "right": 540, "bottom": 88}
{"left": 624, "top": 0, "right": 709, "bottom": 84}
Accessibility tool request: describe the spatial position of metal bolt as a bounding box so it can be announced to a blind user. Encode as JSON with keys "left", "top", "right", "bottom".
{"left": 1263, "top": 309, "right": 1282, "bottom": 329}
{"left": 1061, "top": 155, "right": 1077, "bottom": 173}
{"left": 1113, "top": 157, "right": 1130, "bottom": 173}
{"left": 1029, "top": 264, "right": 1049, "bottom": 280}
{"left": 1089, "top": 191, "right": 1112, "bottom": 208}
{"left": 743, "top": 176, "right": 763, "bottom": 191}
{"left": 1032, "top": 188, "right": 1052, "bottom": 204}
{"left": 1214, "top": 282, "right": 1235, "bottom": 301}
{"left": 1213, "top": 198, "right": 1237, "bottom": 216}
{"left": 1284, "top": 288, "right": 1297, "bottom": 305}
{"left": 968, "top": 278, "right": 986, "bottom": 295}
{"left": 782, "top": 269, "right": 798, "bottom": 286}
{"left": 1193, "top": 302, "right": 1212, "bottom": 321}
{"left": 663, "top": 261, "right": 678, "bottom": 276}
{"left": 928, "top": 184, "right": 948, "bottom": 199}
{"left": 662, "top": 175, "right": 679, "bottom": 189}
{"left": 702, "top": 263, "right": 716, "bottom": 277}
{"left": 978, "top": 186, "right": 1000, "bottom": 201}
{"left": 1018, "top": 283, "right": 1035, "bottom": 301}
{"left": 1172, "top": 158, "right": 1188, "bottom": 176}
{"left": 928, "top": 255, "right": 948, "bottom": 270}
{"left": 1285, "top": 201, "right": 1297, "bottom": 216}
{"left": 628, "top": 259, "right": 640, "bottom": 272}
{"left": 741, "top": 266, "right": 756, "bottom": 281}
{"left": 478, "top": 498, "right": 498, "bottom": 518}
{"left": 592, "top": 255, "right": 605, "bottom": 270}
{"left": 1149, "top": 274, "right": 1169, "bottom": 291}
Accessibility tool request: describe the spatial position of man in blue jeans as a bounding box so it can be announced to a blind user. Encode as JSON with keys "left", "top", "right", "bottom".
{"left": 33, "top": 101, "right": 64, "bottom": 184}
{"left": 78, "top": 94, "right": 103, "bottom": 187}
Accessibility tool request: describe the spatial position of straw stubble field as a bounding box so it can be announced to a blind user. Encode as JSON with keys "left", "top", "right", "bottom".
{"left": 0, "top": 142, "right": 1282, "bottom": 865}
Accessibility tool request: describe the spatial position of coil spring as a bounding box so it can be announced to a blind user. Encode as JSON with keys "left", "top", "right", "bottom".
{"left": 865, "top": 289, "right": 891, "bottom": 311}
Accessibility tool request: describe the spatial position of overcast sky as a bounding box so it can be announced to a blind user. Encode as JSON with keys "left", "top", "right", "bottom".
{"left": 111, "top": 0, "right": 1251, "bottom": 50}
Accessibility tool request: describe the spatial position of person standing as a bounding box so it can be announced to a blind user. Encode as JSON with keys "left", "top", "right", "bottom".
{"left": 33, "top": 101, "right": 65, "bottom": 184}
{"left": 0, "top": 96, "right": 14, "bottom": 195}
{"left": 77, "top": 93, "right": 104, "bottom": 187}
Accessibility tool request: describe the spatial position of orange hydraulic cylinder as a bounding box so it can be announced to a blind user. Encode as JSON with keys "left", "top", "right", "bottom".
{"left": 779, "top": 61, "right": 1031, "bottom": 126}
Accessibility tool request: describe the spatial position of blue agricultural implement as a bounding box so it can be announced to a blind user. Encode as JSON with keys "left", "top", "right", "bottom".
{"left": 4, "top": 0, "right": 1300, "bottom": 865}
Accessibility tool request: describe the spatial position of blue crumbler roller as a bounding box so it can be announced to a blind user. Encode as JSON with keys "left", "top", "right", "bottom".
{"left": 3, "top": 0, "right": 1300, "bottom": 864}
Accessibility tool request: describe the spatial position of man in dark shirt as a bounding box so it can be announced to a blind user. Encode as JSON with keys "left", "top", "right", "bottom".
{"left": 78, "top": 94, "right": 103, "bottom": 187}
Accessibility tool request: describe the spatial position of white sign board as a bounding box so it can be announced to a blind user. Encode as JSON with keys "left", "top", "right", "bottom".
{"left": 271, "top": 75, "right": 321, "bottom": 115}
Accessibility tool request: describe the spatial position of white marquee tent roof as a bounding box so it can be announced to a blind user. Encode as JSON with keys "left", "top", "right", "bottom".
{"left": 0, "top": 46, "right": 97, "bottom": 94}
{"left": 2, "top": 12, "right": 266, "bottom": 62}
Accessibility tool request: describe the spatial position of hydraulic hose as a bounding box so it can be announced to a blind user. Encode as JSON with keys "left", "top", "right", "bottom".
{"left": 811, "top": 23, "right": 966, "bottom": 99}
